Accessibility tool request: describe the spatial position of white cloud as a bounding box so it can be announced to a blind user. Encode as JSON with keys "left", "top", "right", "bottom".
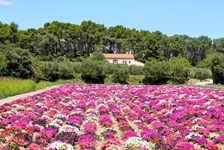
{"left": 0, "top": 0, "right": 12, "bottom": 6}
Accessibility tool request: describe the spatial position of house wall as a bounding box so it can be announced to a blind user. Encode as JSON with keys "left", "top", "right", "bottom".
{"left": 106, "top": 58, "right": 134, "bottom": 65}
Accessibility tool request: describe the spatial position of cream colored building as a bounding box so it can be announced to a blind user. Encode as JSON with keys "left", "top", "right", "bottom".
{"left": 104, "top": 54, "right": 144, "bottom": 66}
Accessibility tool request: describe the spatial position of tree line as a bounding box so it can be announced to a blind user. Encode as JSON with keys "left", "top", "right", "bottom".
{"left": 0, "top": 20, "right": 224, "bottom": 84}
{"left": 1, "top": 20, "right": 224, "bottom": 65}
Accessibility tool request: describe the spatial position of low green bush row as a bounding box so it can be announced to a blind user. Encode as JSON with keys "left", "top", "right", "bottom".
{"left": 190, "top": 67, "right": 212, "bottom": 81}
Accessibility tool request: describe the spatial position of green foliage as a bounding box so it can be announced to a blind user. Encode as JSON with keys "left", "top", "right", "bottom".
{"left": 190, "top": 67, "right": 212, "bottom": 81}
{"left": 169, "top": 55, "right": 191, "bottom": 84}
{"left": 58, "top": 62, "right": 74, "bottom": 79}
{"left": 7, "top": 141, "right": 19, "bottom": 150}
{"left": 103, "top": 63, "right": 116, "bottom": 74}
{"left": 143, "top": 61, "right": 170, "bottom": 85}
{"left": 81, "top": 60, "right": 105, "bottom": 83}
{"left": 196, "top": 58, "right": 212, "bottom": 69}
{"left": 40, "top": 61, "right": 82, "bottom": 81}
{"left": 211, "top": 55, "right": 224, "bottom": 84}
{"left": 0, "top": 77, "right": 63, "bottom": 103}
{"left": 41, "top": 62, "right": 60, "bottom": 81}
{"left": 129, "top": 65, "right": 144, "bottom": 75}
{"left": 31, "top": 57, "right": 43, "bottom": 82}
{"left": 73, "top": 57, "right": 83, "bottom": 62}
{"left": 196, "top": 54, "right": 218, "bottom": 69}
{"left": 0, "top": 20, "right": 217, "bottom": 66}
{"left": 90, "top": 52, "right": 105, "bottom": 61}
{"left": 3, "top": 45, "right": 37, "bottom": 79}
{"left": 112, "top": 64, "right": 129, "bottom": 84}
{"left": 0, "top": 78, "right": 35, "bottom": 99}
{"left": 127, "top": 75, "right": 144, "bottom": 85}
{"left": 0, "top": 51, "right": 6, "bottom": 76}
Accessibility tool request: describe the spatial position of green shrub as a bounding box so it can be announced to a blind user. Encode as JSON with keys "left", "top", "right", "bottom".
{"left": 90, "top": 52, "right": 105, "bottom": 61}
{"left": 190, "top": 67, "right": 212, "bottom": 81}
{"left": 129, "top": 65, "right": 144, "bottom": 75}
{"left": 211, "top": 55, "right": 224, "bottom": 84}
{"left": 0, "top": 51, "right": 6, "bottom": 76}
{"left": 81, "top": 60, "right": 105, "bottom": 83}
{"left": 197, "top": 57, "right": 212, "bottom": 69}
{"left": 169, "top": 55, "right": 191, "bottom": 84}
{"left": 5, "top": 47, "right": 35, "bottom": 78}
{"left": 112, "top": 64, "right": 129, "bottom": 84}
{"left": 103, "top": 63, "right": 116, "bottom": 75}
{"left": 58, "top": 62, "right": 74, "bottom": 79}
{"left": 41, "top": 62, "right": 60, "bottom": 81}
{"left": 143, "top": 61, "right": 170, "bottom": 85}
{"left": 69, "top": 62, "right": 82, "bottom": 74}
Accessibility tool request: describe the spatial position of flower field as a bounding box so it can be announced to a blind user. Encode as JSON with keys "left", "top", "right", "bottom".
{"left": 0, "top": 84, "right": 223, "bottom": 150}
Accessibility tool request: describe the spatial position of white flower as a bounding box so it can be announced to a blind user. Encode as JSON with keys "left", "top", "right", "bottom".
{"left": 106, "top": 100, "right": 114, "bottom": 103}
{"left": 48, "top": 141, "right": 74, "bottom": 150}
{"left": 13, "top": 104, "right": 25, "bottom": 110}
{"left": 133, "top": 120, "right": 142, "bottom": 123}
{"left": 42, "top": 115, "right": 51, "bottom": 120}
{"left": 185, "top": 132, "right": 201, "bottom": 140}
{"left": 157, "top": 100, "right": 166, "bottom": 105}
{"left": 55, "top": 114, "right": 67, "bottom": 119}
{"left": 83, "top": 117, "right": 98, "bottom": 123}
{"left": 124, "top": 137, "right": 150, "bottom": 149}
{"left": 49, "top": 122, "right": 61, "bottom": 128}
{"left": 36, "top": 102, "right": 44, "bottom": 107}
{"left": 58, "top": 125, "right": 80, "bottom": 135}
{"left": 191, "top": 124, "right": 200, "bottom": 131}
{"left": 51, "top": 118, "right": 64, "bottom": 126}
{"left": 98, "top": 103, "right": 106, "bottom": 108}
{"left": 208, "top": 133, "right": 219, "bottom": 139}
{"left": 101, "top": 127, "right": 116, "bottom": 134}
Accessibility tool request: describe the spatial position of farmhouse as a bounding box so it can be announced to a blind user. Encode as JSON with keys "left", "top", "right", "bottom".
{"left": 104, "top": 54, "right": 144, "bottom": 66}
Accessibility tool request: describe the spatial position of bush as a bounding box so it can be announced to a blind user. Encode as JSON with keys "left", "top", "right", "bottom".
{"left": 169, "top": 55, "right": 191, "bottom": 84}
{"left": 69, "top": 62, "right": 82, "bottom": 74}
{"left": 211, "top": 55, "right": 224, "bottom": 84}
{"left": 41, "top": 62, "right": 60, "bottom": 81}
{"left": 4, "top": 47, "right": 35, "bottom": 78}
{"left": 31, "top": 57, "right": 43, "bottom": 82}
{"left": 90, "top": 52, "right": 105, "bottom": 61}
{"left": 103, "top": 63, "right": 116, "bottom": 75}
{"left": 190, "top": 67, "right": 212, "bottom": 81}
{"left": 129, "top": 65, "right": 144, "bottom": 75}
{"left": 143, "top": 61, "right": 170, "bottom": 85}
{"left": 0, "top": 51, "right": 6, "bottom": 76}
{"left": 112, "top": 64, "right": 129, "bottom": 84}
{"left": 58, "top": 62, "right": 74, "bottom": 79}
{"left": 81, "top": 60, "right": 105, "bottom": 83}
{"left": 196, "top": 54, "right": 219, "bottom": 69}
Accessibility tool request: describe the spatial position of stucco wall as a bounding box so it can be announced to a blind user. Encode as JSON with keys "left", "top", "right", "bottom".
{"left": 106, "top": 58, "right": 134, "bottom": 65}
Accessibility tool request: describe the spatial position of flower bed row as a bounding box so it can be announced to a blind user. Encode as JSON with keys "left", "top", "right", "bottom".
{"left": 0, "top": 84, "right": 223, "bottom": 150}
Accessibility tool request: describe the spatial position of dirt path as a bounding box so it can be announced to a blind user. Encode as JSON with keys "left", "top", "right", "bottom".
{"left": 0, "top": 85, "right": 62, "bottom": 106}
{"left": 193, "top": 79, "right": 213, "bottom": 86}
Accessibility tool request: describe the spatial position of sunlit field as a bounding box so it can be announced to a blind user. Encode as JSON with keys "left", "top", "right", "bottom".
{"left": 0, "top": 84, "right": 223, "bottom": 150}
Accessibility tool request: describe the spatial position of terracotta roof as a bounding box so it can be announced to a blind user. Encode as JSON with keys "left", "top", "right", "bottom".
{"left": 104, "top": 54, "right": 134, "bottom": 59}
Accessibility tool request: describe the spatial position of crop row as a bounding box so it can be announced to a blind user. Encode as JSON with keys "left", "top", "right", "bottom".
{"left": 0, "top": 85, "right": 223, "bottom": 150}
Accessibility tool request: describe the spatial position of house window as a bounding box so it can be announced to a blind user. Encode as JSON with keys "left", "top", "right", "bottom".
{"left": 113, "top": 59, "right": 117, "bottom": 64}
{"left": 129, "top": 60, "right": 131, "bottom": 63}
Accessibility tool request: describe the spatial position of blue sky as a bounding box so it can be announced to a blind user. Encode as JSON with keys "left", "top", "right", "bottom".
{"left": 0, "top": 0, "right": 224, "bottom": 39}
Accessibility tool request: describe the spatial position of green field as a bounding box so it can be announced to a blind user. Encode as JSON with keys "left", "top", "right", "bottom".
{"left": 0, "top": 78, "right": 64, "bottom": 99}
